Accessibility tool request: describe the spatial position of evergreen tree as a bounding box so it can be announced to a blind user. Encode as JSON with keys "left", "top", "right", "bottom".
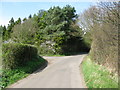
{"left": 4, "top": 17, "right": 15, "bottom": 40}
{"left": 42, "top": 5, "right": 78, "bottom": 42}
{"left": 9, "top": 17, "right": 14, "bottom": 25}
{"left": 0, "top": 25, "right": 3, "bottom": 37}
{"left": 2, "top": 26, "right": 6, "bottom": 36}
{"left": 23, "top": 17, "right": 27, "bottom": 22}
{"left": 36, "top": 5, "right": 83, "bottom": 54}
{"left": 28, "top": 14, "right": 32, "bottom": 18}
{"left": 15, "top": 18, "right": 21, "bottom": 24}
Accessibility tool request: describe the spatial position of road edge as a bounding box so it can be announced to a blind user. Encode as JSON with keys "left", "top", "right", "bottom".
{"left": 79, "top": 55, "right": 88, "bottom": 88}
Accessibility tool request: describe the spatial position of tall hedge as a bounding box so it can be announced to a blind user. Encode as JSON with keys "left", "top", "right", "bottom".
{"left": 89, "top": 2, "right": 118, "bottom": 72}
{"left": 79, "top": 2, "right": 119, "bottom": 72}
{"left": 2, "top": 43, "right": 38, "bottom": 69}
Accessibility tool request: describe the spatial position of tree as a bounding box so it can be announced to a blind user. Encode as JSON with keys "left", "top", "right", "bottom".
{"left": 23, "top": 17, "right": 27, "bottom": 22}
{"left": 36, "top": 5, "right": 83, "bottom": 54}
{"left": 2, "top": 26, "right": 7, "bottom": 40}
{"left": 37, "top": 10, "right": 47, "bottom": 28}
{"left": 9, "top": 17, "right": 14, "bottom": 25}
{"left": 11, "top": 18, "right": 38, "bottom": 44}
{"left": 2, "top": 26, "right": 6, "bottom": 35}
{"left": 78, "top": 6, "right": 99, "bottom": 48}
{"left": 15, "top": 18, "right": 21, "bottom": 24}
{"left": 38, "top": 10, "right": 46, "bottom": 18}
{"left": 79, "top": 1, "right": 119, "bottom": 72}
{"left": 28, "top": 14, "right": 32, "bottom": 18}
{"left": 32, "top": 10, "right": 47, "bottom": 45}
{"left": 43, "top": 5, "right": 78, "bottom": 41}
{"left": 0, "top": 25, "right": 3, "bottom": 38}
{"left": 4, "top": 17, "right": 16, "bottom": 40}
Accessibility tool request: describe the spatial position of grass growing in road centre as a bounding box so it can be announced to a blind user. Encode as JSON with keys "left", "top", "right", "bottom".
{"left": 81, "top": 56, "right": 118, "bottom": 88}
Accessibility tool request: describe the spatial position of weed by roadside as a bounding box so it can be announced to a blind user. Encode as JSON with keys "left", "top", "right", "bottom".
{"left": 81, "top": 56, "right": 118, "bottom": 88}
{"left": 0, "top": 56, "right": 47, "bottom": 89}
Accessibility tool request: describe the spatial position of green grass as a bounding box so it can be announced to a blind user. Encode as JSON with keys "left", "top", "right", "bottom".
{"left": 0, "top": 56, "right": 46, "bottom": 89}
{"left": 81, "top": 56, "right": 118, "bottom": 88}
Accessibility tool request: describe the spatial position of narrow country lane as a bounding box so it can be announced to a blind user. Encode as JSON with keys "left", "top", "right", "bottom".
{"left": 9, "top": 54, "right": 87, "bottom": 88}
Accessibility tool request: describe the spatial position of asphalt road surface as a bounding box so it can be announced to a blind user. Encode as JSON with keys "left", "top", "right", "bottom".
{"left": 9, "top": 54, "right": 87, "bottom": 88}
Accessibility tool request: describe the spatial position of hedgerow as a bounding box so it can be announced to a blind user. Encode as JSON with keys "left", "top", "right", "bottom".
{"left": 2, "top": 43, "right": 38, "bottom": 69}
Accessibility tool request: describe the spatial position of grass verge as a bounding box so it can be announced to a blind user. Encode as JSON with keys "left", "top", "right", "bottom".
{"left": 81, "top": 56, "right": 118, "bottom": 88}
{"left": 0, "top": 56, "right": 47, "bottom": 89}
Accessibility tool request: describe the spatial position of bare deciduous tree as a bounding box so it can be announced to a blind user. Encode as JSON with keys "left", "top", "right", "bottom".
{"left": 79, "top": 1, "right": 119, "bottom": 72}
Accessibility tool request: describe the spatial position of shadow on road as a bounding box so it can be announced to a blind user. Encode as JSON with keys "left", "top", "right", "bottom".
{"left": 33, "top": 56, "right": 48, "bottom": 74}
{"left": 67, "top": 52, "right": 88, "bottom": 56}
{"left": 33, "top": 52, "right": 88, "bottom": 74}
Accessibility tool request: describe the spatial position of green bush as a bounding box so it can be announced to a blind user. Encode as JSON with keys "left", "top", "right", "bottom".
{"left": 2, "top": 43, "right": 38, "bottom": 69}
{"left": 37, "top": 46, "right": 56, "bottom": 55}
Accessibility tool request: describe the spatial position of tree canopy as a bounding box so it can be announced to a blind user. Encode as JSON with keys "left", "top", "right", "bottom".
{"left": 2, "top": 5, "right": 89, "bottom": 55}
